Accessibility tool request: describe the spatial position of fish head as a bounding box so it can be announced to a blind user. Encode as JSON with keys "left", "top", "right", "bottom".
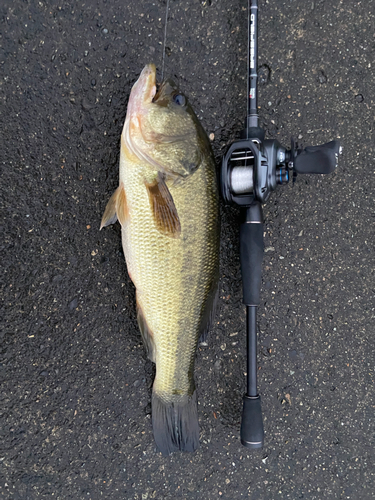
{"left": 123, "top": 64, "right": 211, "bottom": 179}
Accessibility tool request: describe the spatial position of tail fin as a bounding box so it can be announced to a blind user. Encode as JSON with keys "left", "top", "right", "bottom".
{"left": 152, "top": 391, "right": 199, "bottom": 455}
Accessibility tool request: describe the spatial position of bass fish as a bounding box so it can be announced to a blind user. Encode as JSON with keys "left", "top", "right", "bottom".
{"left": 101, "top": 64, "right": 220, "bottom": 455}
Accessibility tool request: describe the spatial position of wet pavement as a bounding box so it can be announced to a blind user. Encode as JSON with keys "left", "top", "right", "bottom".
{"left": 1, "top": 0, "right": 374, "bottom": 498}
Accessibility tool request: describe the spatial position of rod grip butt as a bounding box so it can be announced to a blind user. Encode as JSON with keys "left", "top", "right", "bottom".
{"left": 240, "top": 395, "right": 264, "bottom": 449}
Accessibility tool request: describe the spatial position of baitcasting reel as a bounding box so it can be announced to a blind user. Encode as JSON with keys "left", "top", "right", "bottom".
{"left": 222, "top": 135, "right": 341, "bottom": 208}
{"left": 220, "top": 0, "right": 341, "bottom": 449}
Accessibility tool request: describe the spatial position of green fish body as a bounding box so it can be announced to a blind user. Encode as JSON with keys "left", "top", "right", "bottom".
{"left": 101, "top": 64, "right": 220, "bottom": 454}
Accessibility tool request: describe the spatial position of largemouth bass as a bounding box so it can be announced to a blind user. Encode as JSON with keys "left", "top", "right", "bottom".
{"left": 101, "top": 64, "right": 220, "bottom": 455}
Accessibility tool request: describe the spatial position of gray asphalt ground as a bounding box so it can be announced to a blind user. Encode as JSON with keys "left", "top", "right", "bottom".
{"left": 1, "top": 0, "right": 374, "bottom": 499}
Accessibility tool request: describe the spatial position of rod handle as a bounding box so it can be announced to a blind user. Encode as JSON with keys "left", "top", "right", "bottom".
{"left": 240, "top": 214, "right": 264, "bottom": 306}
{"left": 294, "top": 140, "right": 341, "bottom": 175}
{"left": 241, "top": 395, "right": 264, "bottom": 449}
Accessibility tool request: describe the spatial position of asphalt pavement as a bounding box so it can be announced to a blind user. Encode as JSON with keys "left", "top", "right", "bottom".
{"left": 1, "top": 0, "right": 374, "bottom": 499}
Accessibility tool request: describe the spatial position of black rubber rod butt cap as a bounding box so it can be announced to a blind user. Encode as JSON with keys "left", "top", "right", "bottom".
{"left": 294, "top": 140, "right": 341, "bottom": 174}
{"left": 240, "top": 395, "right": 264, "bottom": 449}
{"left": 240, "top": 220, "right": 264, "bottom": 306}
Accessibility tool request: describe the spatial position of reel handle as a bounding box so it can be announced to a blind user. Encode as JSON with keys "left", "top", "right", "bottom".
{"left": 294, "top": 140, "right": 341, "bottom": 175}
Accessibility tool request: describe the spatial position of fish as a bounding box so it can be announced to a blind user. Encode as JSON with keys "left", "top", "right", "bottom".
{"left": 101, "top": 64, "right": 220, "bottom": 455}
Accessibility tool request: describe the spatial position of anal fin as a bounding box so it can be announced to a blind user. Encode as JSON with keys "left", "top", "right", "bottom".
{"left": 137, "top": 298, "right": 156, "bottom": 363}
{"left": 198, "top": 272, "right": 219, "bottom": 344}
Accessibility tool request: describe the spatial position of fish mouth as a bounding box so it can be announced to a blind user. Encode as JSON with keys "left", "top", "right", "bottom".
{"left": 123, "top": 64, "right": 165, "bottom": 171}
{"left": 137, "top": 64, "right": 157, "bottom": 104}
{"left": 152, "top": 81, "right": 163, "bottom": 103}
{"left": 123, "top": 65, "right": 188, "bottom": 175}
{"left": 153, "top": 83, "right": 161, "bottom": 102}
{"left": 135, "top": 65, "right": 178, "bottom": 106}
{"left": 128, "top": 64, "right": 157, "bottom": 108}
{"left": 152, "top": 78, "right": 179, "bottom": 106}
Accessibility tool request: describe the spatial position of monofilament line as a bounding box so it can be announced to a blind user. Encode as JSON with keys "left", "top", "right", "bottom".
{"left": 161, "top": 0, "right": 170, "bottom": 81}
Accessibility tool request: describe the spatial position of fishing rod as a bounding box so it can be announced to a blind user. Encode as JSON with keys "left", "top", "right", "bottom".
{"left": 220, "top": 0, "right": 341, "bottom": 449}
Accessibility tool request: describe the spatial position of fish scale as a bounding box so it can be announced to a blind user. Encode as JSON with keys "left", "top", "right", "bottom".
{"left": 101, "top": 64, "right": 219, "bottom": 454}
{"left": 123, "top": 165, "right": 218, "bottom": 399}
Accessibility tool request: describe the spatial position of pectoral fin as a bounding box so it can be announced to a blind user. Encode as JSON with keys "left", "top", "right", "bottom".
{"left": 145, "top": 175, "right": 181, "bottom": 237}
{"left": 100, "top": 184, "right": 129, "bottom": 229}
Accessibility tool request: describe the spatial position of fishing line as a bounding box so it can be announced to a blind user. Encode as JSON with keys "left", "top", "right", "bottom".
{"left": 161, "top": 0, "right": 170, "bottom": 81}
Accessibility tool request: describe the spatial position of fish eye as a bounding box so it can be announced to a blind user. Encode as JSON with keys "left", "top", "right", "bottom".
{"left": 173, "top": 93, "right": 186, "bottom": 106}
